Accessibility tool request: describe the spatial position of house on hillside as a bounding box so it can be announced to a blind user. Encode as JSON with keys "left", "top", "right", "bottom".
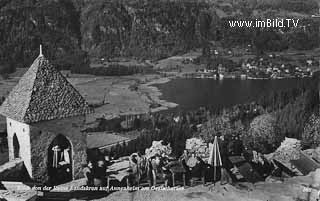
{"left": 87, "top": 132, "right": 132, "bottom": 151}
{"left": 0, "top": 47, "right": 93, "bottom": 185}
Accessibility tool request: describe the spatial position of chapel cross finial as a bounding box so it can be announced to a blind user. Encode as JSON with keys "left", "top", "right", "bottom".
{"left": 39, "top": 44, "right": 43, "bottom": 57}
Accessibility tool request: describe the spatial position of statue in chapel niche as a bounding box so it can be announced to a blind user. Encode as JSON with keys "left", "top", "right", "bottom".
{"left": 52, "top": 145, "right": 71, "bottom": 169}
{"left": 59, "top": 146, "right": 71, "bottom": 166}
{"left": 52, "top": 145, "right": 61, "bottom": 168}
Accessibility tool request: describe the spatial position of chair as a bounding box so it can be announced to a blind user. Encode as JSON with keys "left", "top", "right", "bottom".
{"left": 189, "top": 165, "right": 206, "bottom": 186}
{"left": 169, "top": 161, "right": 187, "bottom": 187}
{"left": 137, "top": 160, "right": 153, "bottom": 187}
{"left": 148, "top": 158, "right": 172, "bottom": 187}
{"left": 151, "top": 168, "right": 171, "bottom": 187}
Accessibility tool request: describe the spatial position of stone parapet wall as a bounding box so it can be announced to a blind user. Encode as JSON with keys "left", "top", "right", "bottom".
{"left": 0, "top": 159, "right": 30, "bottom": 182}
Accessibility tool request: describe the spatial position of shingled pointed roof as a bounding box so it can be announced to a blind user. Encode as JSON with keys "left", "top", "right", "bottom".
{"left": 0, "top": 55, "right": 93, "bottom": 124}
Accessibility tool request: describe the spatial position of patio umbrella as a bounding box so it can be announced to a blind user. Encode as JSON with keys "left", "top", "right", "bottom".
{"left": 208, "top": 136, "right": 222, "bottom": 182}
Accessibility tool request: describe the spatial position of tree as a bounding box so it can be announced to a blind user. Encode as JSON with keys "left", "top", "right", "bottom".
{"left": 199, "top": 114, "right": 232, "bottom": 142}
{"left": 0, "top": 62, "right": 15, "bottom": 76}
{"left": 253, "top": 29, "right": 288, "bottom": 53}
{"left": 0, "top": 0, "right": 83, "bottom": 68}
{"left": 243, "top": 113, "right": 282, "bottom": 153}
{"left": 57, "top": 50, "right": 90, "bottom": 72}
{"left": 276, "top": 87, "right": 319, "bottom": 139}
{"left": 289, "top": 30, "right": 319, "bottom": 50}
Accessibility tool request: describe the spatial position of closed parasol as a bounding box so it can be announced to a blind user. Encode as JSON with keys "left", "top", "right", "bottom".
{"left": 208, "top": 136, "right": 222, "bottom": 182}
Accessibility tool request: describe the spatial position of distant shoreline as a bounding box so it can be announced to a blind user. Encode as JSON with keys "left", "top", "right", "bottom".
{"left": 139, "top": 76, "right": 178, "bottom": 113}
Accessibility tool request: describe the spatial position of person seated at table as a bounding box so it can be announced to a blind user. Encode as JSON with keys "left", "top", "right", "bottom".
{"left": 179, "top": 151, "right": 189, "bottom": 172}
{"left": 104, "top": 155, "right": 112, "bottom": 167}
{"left": 138, "top": 152, "right": 147, "bottom": 175}
{"left": 181, "top": 153, "right": 194, "bottom": 180}
{"left": 186, "top": 153, "right": 198, "bottom": 169}
{"left": 151, "top": 155, "right": 161, "bottom": 174}
{"left": 252, "top": 153, "right": 274, "bottom": 178}
{"left": 146, "top": 158, "right": 154, "bottom": 186}
{"left": 160, "top": 156, "right": 172, "bottom": 187}
{"left": 93, "top": 159, "right": 107, "bottom": 187}
{"left": 191, "top": 156, "right": 205, "bottom": 178}
{"left": 185, "top": 154, "right": 205, "bottom": 184}
{"left": 83, "top": 161, "right": 94, "bottom": 186}
{"left": 150, "top": 154, "right": 172, "bottom": 186}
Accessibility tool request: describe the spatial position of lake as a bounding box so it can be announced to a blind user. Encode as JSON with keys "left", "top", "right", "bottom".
{"left": 154, "top": 78, "right": 313, "bottom": 112}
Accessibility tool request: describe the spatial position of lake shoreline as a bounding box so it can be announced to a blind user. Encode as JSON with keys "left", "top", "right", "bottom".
{"left": 151, "top": 77, "right": 313, "bottom": 112}
{"left": 138, "top": 76, "right": 179, "bottom": 113}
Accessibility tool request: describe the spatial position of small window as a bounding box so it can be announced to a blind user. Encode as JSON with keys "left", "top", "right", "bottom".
{"left": 13, "top": 133, "right": 20, "bottom": 158}
{"left": 22, "top": 128, "right": 25, "bottom": 132}
{"left": 9, "top": 122, "right": 11, "bottom": 127}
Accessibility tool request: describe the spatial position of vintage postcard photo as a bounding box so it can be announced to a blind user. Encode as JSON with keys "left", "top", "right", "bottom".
{"left": 1, "top": 0, "right": 320, "bottom": 200}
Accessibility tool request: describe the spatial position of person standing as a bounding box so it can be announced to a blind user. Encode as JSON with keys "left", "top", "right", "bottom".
{"left": 219, "top": 136, "right": 229, "bottom": 169}
{"left": 220, "top": 167, "right": 232, "bottom": 185}
{"left": 94, "top": 160, "right": 106, "bottom": 187}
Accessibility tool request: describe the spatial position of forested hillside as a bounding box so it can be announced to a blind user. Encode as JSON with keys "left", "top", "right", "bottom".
{"left": 81, "top": 0, "right": 213, "bottom": 60}
{"left": 0, "top": 0, "right": 319, "bottom": 74}
{"left": 0, "top": 0, "right": 87, "bottom": 73}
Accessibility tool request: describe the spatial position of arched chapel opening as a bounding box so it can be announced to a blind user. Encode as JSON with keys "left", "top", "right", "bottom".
{"left": 47, "top": 134, "right": 73, "bottom": 185}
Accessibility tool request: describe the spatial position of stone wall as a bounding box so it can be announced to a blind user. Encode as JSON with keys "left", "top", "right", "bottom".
{"left": 6, "top": 118, "right": 32, "bottom": 178}
{"left": 29, "top": 115, "right": 87, "bottom": 183}
{"left": 0, "top": 159, "right": 30, "bottom": 182}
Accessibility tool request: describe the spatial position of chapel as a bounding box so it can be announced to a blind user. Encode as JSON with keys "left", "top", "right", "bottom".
{"left": 0, "top": 47, "right": 93, "bottom": 185}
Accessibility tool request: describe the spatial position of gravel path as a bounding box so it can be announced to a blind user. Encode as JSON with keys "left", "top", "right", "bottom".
{"left": 80, "top": 174, "right": 315, "bottom": 201}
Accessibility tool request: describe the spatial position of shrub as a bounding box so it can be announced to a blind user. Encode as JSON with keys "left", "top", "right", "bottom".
{"left": 302, "top": 114, "right": 320, "bottom": 148}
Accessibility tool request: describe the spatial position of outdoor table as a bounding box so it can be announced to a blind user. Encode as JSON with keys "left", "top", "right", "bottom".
{"left": 106, "top": 159, "right": 131, "bottom": 192}
{"left": 169, "top": 163, "right": 186, "bottom": 187}
{"left": 106, "top": 172, "right": 130, "bottom": 192}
